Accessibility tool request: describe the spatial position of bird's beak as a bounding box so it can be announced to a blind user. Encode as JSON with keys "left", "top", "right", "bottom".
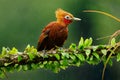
{"left": 73, "top": 17, "right": 81, "bottom": 21}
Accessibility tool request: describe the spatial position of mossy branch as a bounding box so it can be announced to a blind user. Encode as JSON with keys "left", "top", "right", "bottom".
{"left": 0, "top": 45, "right": 117, "bottom": 67}
{"left": 0, "top": 37, "right": 120, "bottom": 79}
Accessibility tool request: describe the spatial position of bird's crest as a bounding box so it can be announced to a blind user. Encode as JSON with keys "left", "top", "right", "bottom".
{"left": 55, "top": 8, "right": 73, "bottom": 19}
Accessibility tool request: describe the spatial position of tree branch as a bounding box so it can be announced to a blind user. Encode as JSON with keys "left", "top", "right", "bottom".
{"left": 0, "top": 38, "right": 120, "bottom": 78}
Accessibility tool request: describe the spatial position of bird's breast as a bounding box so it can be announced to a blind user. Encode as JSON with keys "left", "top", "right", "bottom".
{"left": 57, "top": 27, "right": 68, "bottom": 40}
{"left": 49, "top": 26, "right": 68, "bottom": 45}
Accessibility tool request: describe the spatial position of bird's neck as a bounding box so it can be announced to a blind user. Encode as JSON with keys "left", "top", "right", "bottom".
{"left": 57, "top": 19, "right": 71, "bottom": 27}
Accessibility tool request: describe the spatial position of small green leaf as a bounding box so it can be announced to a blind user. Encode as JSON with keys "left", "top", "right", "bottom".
{"left": 49, "top": 54, "right": 53, "bottom": 57}
{"left": 70, "top": 54, "right": 76, "bottom": 60}
{"left": 61, "top": 52, "right": 69, "bottom": 59}
{"left": 92, "top": 46, "right": 98, "bottom": 51}
{"left": 110, "top": 38, "right": 116, "bottom": 46}
{"left": 54, "top": 61, "right": 59, "bottom": 67}
{"left": 60, "top": 60, "right": 68, "bottom": 70}
{"left": 18, "top": 55, "right": 23, "bottom": 62}
{"left": 85, "top": 49, "right": 91, "bottom": 56}
{"left": 78, "top": 37, "right": 84, "bottom": 49}
{"left": 53, "top": 68, "right": 60, "bottom": 73}
{"left": 102, "top": 56, "right": 107, "bottom": 64}
{"left": 117, "top": 53, "right": 120, "bottom": 62}
{"left": 87, "top": 55, "right": 100, "bottom": 65}
{"left": 9, "top": 47, "right": 18, "bottom": 54}
{"left": 60, "top": 66, "right": 67, "bottom": 70}
{"left": 4, "top": 62, "right": 12, "bottom": 66}
{"left": 1, "top": 47, "right": 8, "bottom": 56}
{"left": 101, "top": 49, "right": 107, "bottom": 55}
{"left": 14, "top": 64, "right": 19, "bottom": 68}
{"left": 92, "top": 52, "right": 100, "bottom": 60}
{"left": 39, "top": 63, "right": 44, "bottom": 68}
{"left": 77, "top": 54, "right": 85, "bottom": 61}
{"left": 31, "top": 63, "right": 38, "bottom": 69}
{"left": 87, "top": 60, "right": 98, "bottom": 65}
{"left": 69, "top": 43, "right": 76, "bottom": 50}
{"left": 75, "top": 61, "right": 81, "bottom": 67}
{"left": 84, "top": 38, "right": 93, "bottom": 47}
{"left": 84, "top": 39, "right": 89, "bottom": 46}
{"left": 28, "top": 53, "right": 35, "bottom": 60}
{"left": 48, "top": 61, "right": 52, "bottom": 65}
{"left": 27, "top": 44, "right": 30, "bottom": 48}
{"left": 90, "top": 55, "right": 93, "bottom": 61}
{"left": 45, "top": 61, "right": 52, "bottom": 70}
{"left": 52, "top": 61, "right": 60, "bottom": 73}
{"left": 98, "top": 45, "right": 105, "bottom": 49}
{"left": 60, "top": 59, "right": 68, "bottom": 66}
{"left": 43, "top": 61, "right": 48, "bottom": 65}
{"left": 16, "top": 65, "right": 22, "bottom": 72}
{"left": 108, "top": 58, "right": 113, "bottom": 66}
{"left": 88, "top": 37, "right": 93, "bottom": 46}
{"left": 54, "top": 54, "right": 60, "bottom": 60}
{"left": 24, "top": 45, "right": 30, "bottom": 53}
{"left": 23, "top": 65, "right": 28, "bottom": 71}
{"left": 25, "top": 45, "right": 37, "bottom": 54}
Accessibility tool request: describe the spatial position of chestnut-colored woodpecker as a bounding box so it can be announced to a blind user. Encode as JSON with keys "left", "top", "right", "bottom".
{"left": 37, "top": 8, "right": 81, "bottom": 51}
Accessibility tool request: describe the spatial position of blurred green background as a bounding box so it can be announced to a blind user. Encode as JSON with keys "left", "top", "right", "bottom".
{"left": 0, "top": 0, "right": 120, "bottom": 80}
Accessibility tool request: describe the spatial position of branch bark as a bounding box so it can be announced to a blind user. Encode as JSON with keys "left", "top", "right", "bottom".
{"left": 0, "top": 44, "right": 120, "bottom": 67}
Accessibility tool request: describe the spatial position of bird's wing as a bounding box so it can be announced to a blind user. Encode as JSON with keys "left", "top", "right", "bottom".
{"left": 37, "top": 21, "right": 57, "bottom": 51}
{"left": 38, "top": 29, "right": 50, "bottom": 43}
{"left": 37, "top": 29, "right": 50, "bottom": 51}
{"left": 37, "top": 21, "right": 56, "bottom": 44}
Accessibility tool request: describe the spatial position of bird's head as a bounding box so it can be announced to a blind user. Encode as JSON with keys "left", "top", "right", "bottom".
{"left": 55, "top": 8, "right": 81, "bottom": 26}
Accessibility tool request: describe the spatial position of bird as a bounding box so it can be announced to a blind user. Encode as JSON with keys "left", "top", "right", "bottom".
{"left": 37, "top": 8, "right": 81, "bottom": 51}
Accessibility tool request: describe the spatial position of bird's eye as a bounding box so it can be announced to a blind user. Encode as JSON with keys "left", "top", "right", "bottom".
{"left": 64, "top": 15, "right": 71, "bottom": 20}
